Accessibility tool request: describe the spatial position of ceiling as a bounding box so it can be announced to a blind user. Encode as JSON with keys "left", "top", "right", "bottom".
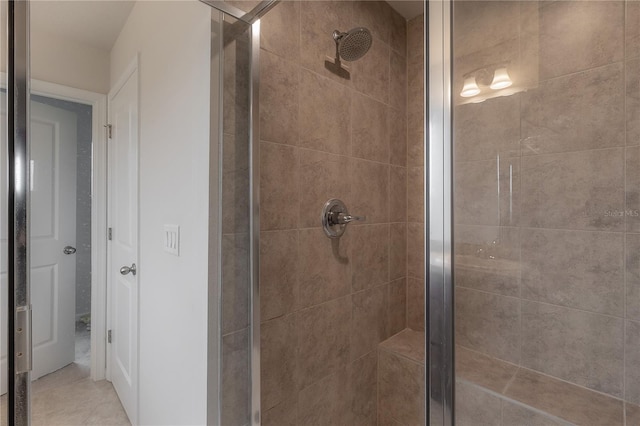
{"left": 386, "top": 0, "right": 424, "bottom": 20}
{"left": 30, "top": 0, "right": 135, "bottom": 51}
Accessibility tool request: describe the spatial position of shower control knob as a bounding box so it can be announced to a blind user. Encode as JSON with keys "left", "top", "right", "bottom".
{"left": 322, "top": 199, "right": 366, "bottom": 238}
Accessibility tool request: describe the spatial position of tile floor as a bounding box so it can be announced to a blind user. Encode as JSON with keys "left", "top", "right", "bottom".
{"left": 1, "top": 322, "right": 130, "bottom": 426}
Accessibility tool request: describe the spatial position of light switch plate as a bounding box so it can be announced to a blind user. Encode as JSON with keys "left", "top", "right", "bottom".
{"left": 164, "top": 225, "right": 180, "bottom": 256}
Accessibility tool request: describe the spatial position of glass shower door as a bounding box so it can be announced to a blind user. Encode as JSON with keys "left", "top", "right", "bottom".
{"left": 450, "top": 1, "right": 637, "bottom": 424}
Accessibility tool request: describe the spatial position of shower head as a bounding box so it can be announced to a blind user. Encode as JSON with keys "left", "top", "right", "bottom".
{"left": 332, "top": 27, "right": 372, "bottom": 62}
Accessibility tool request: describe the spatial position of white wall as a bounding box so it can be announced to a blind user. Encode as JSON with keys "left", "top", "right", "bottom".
{"left": 110, "top": 2, "right": 212, "bottom": 424}
{"left": 31, "top": 31, "right": 110, "bottom": 94}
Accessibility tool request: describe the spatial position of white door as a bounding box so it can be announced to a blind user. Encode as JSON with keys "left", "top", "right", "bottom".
{"left": 108, "top": 66, "right": 139, "bottom": 424}
{"left": 1, "top": 95, "right": 78, "bottom": 393}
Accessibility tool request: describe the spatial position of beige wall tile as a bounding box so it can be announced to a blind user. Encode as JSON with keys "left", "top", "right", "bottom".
{"left": 407, "top": 53, "right": 424, "bottom": 121}
{"left": 407, "top": 116, "right": 424, "bottom": 168}
{"left": 626, "top": 147, "right": 640, "bottom": 232}
{"left": 296, "top": 296, "right": 351, "bottom": 389}
{"left": 349, "top": 352, "right": 378, "bottom": 426}
{"left": 351, "top": 158, "right": 389, "bottom": 223}
{"left": 628, "top": 1, "right": 640, "bottom": 60}
{"left": 390, "top": 11, "right": 407, "bottom": 57}
{"left": 453, "top": 1, "right": 519, "bottom": 60}
{"left": 521, "top": 301, "right": 624, "bottom": 398}
{"left": 379, "top": 329, "right": 425, "bottom": 363}
{"left": 353, "top": 39, "right": 390, "bottom": 104}
{"left": 389, "top": 166, "right": 407, "bottom": 224}
{"left": 297, "top": 367, "right": 351, "bottom": 425}
{"left": 455, "top": 346, "right": 517, "bottom": 394}
{"left": 626, "top": 320, "right": 640, "bottom": 405}
{"left": 390, "top": 50, "right": 407, "bottom": 113}
{"left": 388, "top": 278, "right": 407, "bottom": 335}
{"left": 260, "top": 1, "right": 300, "bottom": 61}
{"left": 407, "top": 14, "right": 423, "bottom": 58}
{"left": 407, "top": 277, "right": 425, "bottom": 331}
{"left": 260, "top": 50, "right": 299, "bottom": 146}
{"left": 351, "top": 285, "right": 389, "bottom": 360}
{"left": 501, "top": 400, "right": 572, "bottom": 426}
{"left": 222, "top": 328, "right": 250, "bottom": 426}
{"left": 407, "top": 222, "right": 424, "bottom": 278}
{"left": 299, "top": 69, "right": 351, "bottom": 155}
{"left": 504, "top": 368, "right": 624, "bottom": 426}
{"left": 298, "top": 228, "right": 351, "bottom": 309}
{"left": 351, "top": 224, "right": 389, "bottom": 291}
{"left": 455, "top": 380, "right": 503, "bottom": 426}
{"left": 352, "top": 92, "right": 389, "bottom": 163}
{"left": 378, "top": 349, "right": 425, "bottom": 425}
{"left": 389, "top": 107, "right": 407, "bottom": 166}
{"left": 262, "top": 397, "right": 298, "bottom": 426}
{"left": 519, "top": 148, "right": 624, "bottom": 231}
{"left": 222, "top": 233, "right": 249, "bottom": 334}
{"left": 378, "top": 411, "right": 404, "bottom": 426}
{"left": 454, "top": 95, "right": 520, "bottom": 163}
{"left": 455, "top": 225, "right": 520, "bottom": 297}
{"left": 627, "top": 402, "right": 640, "bottom": 426}
{"left": 223, "top": 32, "right": 250, "bottom": 135}
{"left": 407, "top": 166, "right": 423, "bottom": 223}
{"left": 456, "top": 287, "right": 520, "bottom": 363}
{"left": 521, "top": 63, "right": 624, "bottom": 155}
{"left": 628, "top": 60, "right": 640, "bottom": 146}
{"left": 626, "top": 233, "right": 640, "bottom": 321}
{"left": 521, "top": 228, "right": 624, "bottom": 316}
{"left": 260, "top": 141, "right": 299, "bottom": 231}
{"left": 260, "top": 230, "right": 298, "bottom": 321}
{"left": 222, "top": 133, "right": 249, "bottom": 234}
{"left": 538, "top": 1, "right": 624, "bottom": 80}
{"left": 389, "top": 223, "right": 407, "bottom": 281}
{"left": 261, "top": 315, "right": 297, "bottom": 410}
{"left": 298, "top": 149, "right": 350, "bottom": 229}
{"left": 454, "top": 157, "right": 519, "bottom": 227}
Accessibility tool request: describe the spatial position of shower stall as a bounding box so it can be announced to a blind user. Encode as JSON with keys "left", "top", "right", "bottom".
{"left": 214, "top": 0, "right": 640, "bottom": 424}
{"left": 2, "top": 0, "right": 639, "bottom": 424}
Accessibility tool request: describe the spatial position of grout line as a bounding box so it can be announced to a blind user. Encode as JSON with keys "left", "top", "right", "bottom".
{"left": 501, "top": 366, "right": 520, "bottom": 395}
{"left": 454, "top": 223, "right": 629, "bottom": 235}
{"left": 455, "top": 145, "right": 628, "bottom": 167}
{"left": 457, "top": 285, "right": 627, "bottom": 321}
{"left": 536, "top": 60, "right": 625, "bottom": 86}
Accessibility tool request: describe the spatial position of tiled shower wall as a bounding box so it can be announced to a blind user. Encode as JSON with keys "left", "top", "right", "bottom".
{"left": 406, "top": 14, "right": 424, "bottom": 331}
{"left": 257, "top": 2, "right": 410, "bottom": 425}
{"left": 453, "top": 0, "right": 640, "bottom": 409}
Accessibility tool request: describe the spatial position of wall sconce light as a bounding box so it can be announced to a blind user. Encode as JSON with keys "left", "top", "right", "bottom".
{"left": 460, "top": 64, "right": 514, "bottom": 99}
{"left": 490, "top": 66, "right": 513, "bottom": 90}
{"left": 460, "top": 76, "right": 481, "bottom": 98}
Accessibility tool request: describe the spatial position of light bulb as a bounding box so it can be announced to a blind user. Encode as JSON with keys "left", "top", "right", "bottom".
{"left": 460, "top": 76, "right": 480, "bottom": 98}
{"left": 490, "top": 67, "right": 512, "bottom": 90}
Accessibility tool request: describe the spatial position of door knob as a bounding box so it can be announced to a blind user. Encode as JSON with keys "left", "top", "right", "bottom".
{"left": 63, "top": 246, "right": 77, "bottom": 255}
{"left": 120, "top": 263, "right": 137, "bottom": 276}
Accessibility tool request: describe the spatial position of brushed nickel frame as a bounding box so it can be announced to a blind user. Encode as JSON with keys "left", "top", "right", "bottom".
{"left": 6, "top": 0, "right": 32, "bottom": 425}
{"left": 428, "top": 0, "right": 454, "bottom": 425}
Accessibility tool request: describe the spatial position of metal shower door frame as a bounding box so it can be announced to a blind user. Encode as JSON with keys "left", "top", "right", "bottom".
{"left": 5, "top": 0, "right": 32, "bottom": 425}
{"left": 202, "top": 1, "right": 271, "bottom": 425}
{"left": 427, "top": 0, "right": 455, "bottom": 425}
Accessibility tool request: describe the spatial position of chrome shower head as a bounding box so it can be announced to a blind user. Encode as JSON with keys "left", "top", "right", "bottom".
{"left": 332, "top": 27, "right": 372, "bottom": 62}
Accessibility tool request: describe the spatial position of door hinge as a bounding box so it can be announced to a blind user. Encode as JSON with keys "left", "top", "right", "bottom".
{"left": 108, "top": 227, "right": 113, "bottom": 241}
{"left": 108, "top": 329, "right": 112, "bottom": 343}
{"left": 105, "top": 124, "right": 113, "bottom": 139}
